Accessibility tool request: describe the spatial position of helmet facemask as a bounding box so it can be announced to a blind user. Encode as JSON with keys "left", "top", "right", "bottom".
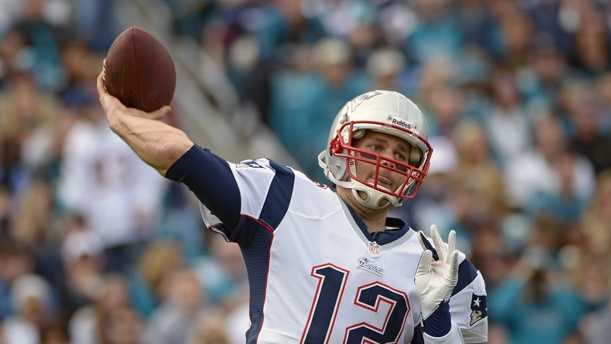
{"left": 317, "top": 90, "right": 433, "bottom": 210}
{"left": 325, "top": 120, "right": 432, "bottom": 209}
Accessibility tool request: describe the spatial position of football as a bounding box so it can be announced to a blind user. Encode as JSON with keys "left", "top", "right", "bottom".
{"left": 103, "top": 26, "right": 176, "bottom": 112}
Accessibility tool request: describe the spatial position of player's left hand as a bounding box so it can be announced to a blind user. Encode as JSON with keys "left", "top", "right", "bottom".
{"left": 415, "top": 225, "right": 459, "bottom": 320}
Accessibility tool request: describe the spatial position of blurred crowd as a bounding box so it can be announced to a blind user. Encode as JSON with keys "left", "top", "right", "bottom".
{"left": 1, "top": 0, "right": 250, "bottom": 343}
{"left": 1, "top": 0, "right": 611, "bottom": 343}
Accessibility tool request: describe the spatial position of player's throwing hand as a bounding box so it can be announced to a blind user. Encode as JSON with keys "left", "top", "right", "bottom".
{"left": 96, "top": 63, "right": 191, "bottom": 176}
{"left": 96, "top": 66, "right": 172, "bottom": 124}
{"left": 415, "top": 225, "right": 459, "bottom": 320}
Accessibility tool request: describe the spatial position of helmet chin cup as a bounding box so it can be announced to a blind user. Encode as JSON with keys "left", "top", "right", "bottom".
{"left": 351, "top": 184, "right": 400, "bottom": 210}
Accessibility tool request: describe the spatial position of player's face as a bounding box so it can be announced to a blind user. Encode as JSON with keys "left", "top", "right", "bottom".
{"left": 353, "top": 131, "right": 423, "bottom": 194}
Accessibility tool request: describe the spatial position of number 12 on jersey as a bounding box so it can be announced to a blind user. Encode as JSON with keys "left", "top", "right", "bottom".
{"left": 301, "top": 263, "right": 411, "bottom": 344}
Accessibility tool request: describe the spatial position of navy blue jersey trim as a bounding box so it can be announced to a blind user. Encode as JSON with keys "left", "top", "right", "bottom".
{"left": 452, "top": 259, "right": 478, "bottom": 296}
{"left": 411, "top": 324, "right": 424, "bottom": 344}
{"left": 240, "top": 216, "right": 274, "bottom": 344}
{"left": 344, "top": 201, "right": 410, "bottom": 245}
{"left": 423, "top": 301, "right": 451, "bottom": 336}
{"left": 259, "top": 161, "right": 295, "bottom": 230}
{"left": 165, "top": 145, "right": 241, "bottom": 229}
{"left": 239, "top": 161, "right": 293, "bottom": 343}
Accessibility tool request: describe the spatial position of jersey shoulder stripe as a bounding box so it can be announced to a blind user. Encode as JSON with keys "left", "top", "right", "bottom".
{"left": 238, "top": 161, "right": 294, "bottom": 343}
{"left": 201, "top": 158, "right": 295, "bottom": 244}
{"left": 259, "top": 160, "right": 295, "bottom": 230}
{"left": 452, "top": 259, "right": 478, "bottom": 296}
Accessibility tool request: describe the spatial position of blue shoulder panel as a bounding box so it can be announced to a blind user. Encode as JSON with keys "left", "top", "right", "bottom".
{"left": 259, "top": 160, "right": 295, "bottom": 230}
{"left": 452, "top": 259, "right": 478, "bottom": 296}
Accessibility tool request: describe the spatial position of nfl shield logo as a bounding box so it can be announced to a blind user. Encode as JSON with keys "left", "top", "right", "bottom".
{"left": 368, "top": 241, "right": 381, "bottom": 257}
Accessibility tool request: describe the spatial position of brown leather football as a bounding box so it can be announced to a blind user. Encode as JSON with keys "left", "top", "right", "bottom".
{"left": 103, "top": 27, "right": 176, "bottom": 112}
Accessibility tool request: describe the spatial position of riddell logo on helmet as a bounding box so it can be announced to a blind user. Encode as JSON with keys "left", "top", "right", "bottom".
{"left": 390, "top": 117, "right": 415, "bottom": 130}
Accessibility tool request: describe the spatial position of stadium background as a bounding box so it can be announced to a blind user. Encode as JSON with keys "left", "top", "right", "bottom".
{"left": 1, "top": 0, "right": 611, "bottom": 343}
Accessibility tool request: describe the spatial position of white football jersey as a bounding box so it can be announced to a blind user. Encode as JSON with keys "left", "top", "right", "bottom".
{"left": 200, "top": 158, "right": 488, "bottom": 344}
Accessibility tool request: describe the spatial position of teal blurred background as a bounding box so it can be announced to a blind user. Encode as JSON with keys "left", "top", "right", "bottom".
{"left": 0, "top": 0, "right": 610, "bottom": 343}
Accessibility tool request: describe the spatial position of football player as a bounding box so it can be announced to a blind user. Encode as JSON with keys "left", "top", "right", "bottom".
{"left": 97, "top": 70, "right": 487, "bottom": 343}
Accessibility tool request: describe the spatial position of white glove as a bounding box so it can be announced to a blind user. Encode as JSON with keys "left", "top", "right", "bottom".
{"left": 415, "top": 225, "right": 459, "bottom": 320}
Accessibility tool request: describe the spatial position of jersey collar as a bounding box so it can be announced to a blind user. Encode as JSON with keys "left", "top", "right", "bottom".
{"left": 339, "top": 197, "right": 413, "bottom": 247}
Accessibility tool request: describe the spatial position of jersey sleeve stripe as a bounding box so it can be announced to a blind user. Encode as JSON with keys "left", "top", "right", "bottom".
{"left": 258, "top": 161, "right": 295, "bottom": 231}
{"left": 240, "top": 217, "right": 275, "bottom": 344}
{"left": 451, "top": 259, "right": 478, "bottom": 296}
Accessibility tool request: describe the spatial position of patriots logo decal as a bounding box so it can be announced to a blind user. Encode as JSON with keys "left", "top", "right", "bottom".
{"left": 352, "top": 90, "right": 383, "bottom": 109}
{"left": 469, "top": 293, "right": 487, "bottom": 326}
